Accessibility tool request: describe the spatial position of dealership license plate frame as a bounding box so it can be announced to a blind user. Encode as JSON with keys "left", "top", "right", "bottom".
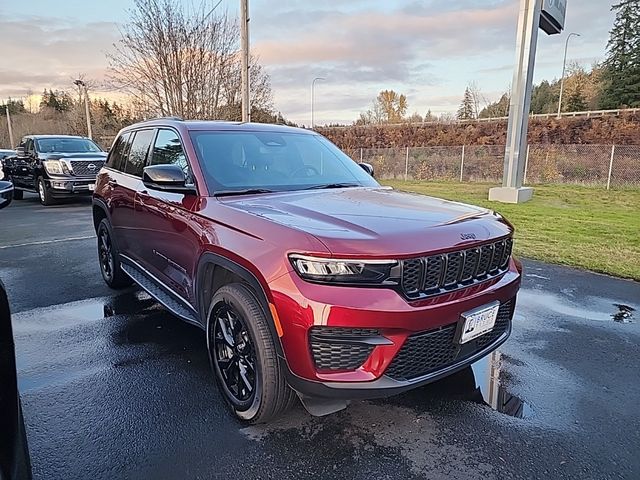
{"left": 455, "top": 301, "right": 500, "bottom": 344}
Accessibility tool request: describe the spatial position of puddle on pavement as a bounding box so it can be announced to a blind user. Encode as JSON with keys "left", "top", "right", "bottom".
{"left": 518, "top": 289, "right": 637, "bottom": 324}
{"left": 13, "top": 290, "right": 159, "bottom": 330}
{"left": 470, "top": 351, "right": 533, "bottom": 419}
{"left": 612, "top": 304, "right": 635, "bottom": 323}
{"left": 392, "top": 351, "right": 533, "bottom": 420}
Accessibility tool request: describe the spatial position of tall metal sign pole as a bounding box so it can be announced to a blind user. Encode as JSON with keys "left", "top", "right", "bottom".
{"left": 240, "top": 0, "right": 251, "bottom": 123}
{"left": 489, "top": 0, "right": 566, "bottom": 203}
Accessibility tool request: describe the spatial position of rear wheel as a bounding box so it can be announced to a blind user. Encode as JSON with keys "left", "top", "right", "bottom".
{"left": 208, "top": 284, "right": 295, "bottom": 424}
{"left": 97, "top": 218, "right": 132, "bottom": 289}
{"left": 37, "top": 177, "right": 55, "bottom": 206}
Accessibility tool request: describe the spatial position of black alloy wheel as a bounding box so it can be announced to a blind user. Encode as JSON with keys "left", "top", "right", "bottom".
{"left": 96, "top": 218, "right": 132, "bottom": 289}
{"left": 212, "top": 302, "right": 257, "bottom": 405}
{"left": 98, "top": 226, "right": 115, "bottom": 284}
{"left": 9, "top": 177, "right": 23, "bottom": 200}
{"left": 207, "top": 283, "right": 296, "bottom": 423}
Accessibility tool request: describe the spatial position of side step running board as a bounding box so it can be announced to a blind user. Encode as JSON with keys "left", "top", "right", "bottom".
{"left": 121, "top": 259, "right": 199, "bottom": 325}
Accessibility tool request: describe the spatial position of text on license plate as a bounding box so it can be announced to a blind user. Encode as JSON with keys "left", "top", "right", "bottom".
{"left": 457, "top": 301, "right": 500, "bottom": 344}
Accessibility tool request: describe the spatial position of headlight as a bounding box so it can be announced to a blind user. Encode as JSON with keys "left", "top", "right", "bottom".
{"left": 289, "top": 254, "right": 401, "bottom": 285}
{"left": 43, "top": 160, "right": 64, "bottom": 175}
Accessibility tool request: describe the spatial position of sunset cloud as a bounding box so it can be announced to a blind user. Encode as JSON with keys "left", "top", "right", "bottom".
{"left": 0, "top": 0, "right": 614, "bottom": 124}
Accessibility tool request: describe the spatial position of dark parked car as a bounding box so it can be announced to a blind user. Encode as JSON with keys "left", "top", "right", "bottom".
{"left": 0, "top": 150, "right": 16, "bottom": 181}
{"left": 2, "top": 135, "right": 106, "bottom": 205}
{"left": 0, "top": 180, "right": 32, "bottom": 480}
{"left": 93, "top": 119, "right": 521, "bottom": 423}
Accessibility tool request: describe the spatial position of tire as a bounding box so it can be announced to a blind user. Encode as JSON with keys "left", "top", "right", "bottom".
{"left": 208, "top": 283, "right": 296, "bottom": 424}
{"left": 37, "top": 177, "right": 55, "bottom": 206}
{"left": 9, "top": 178, "right": 23, "bottom": 200}
{"left": 97, "top": 218, "right": 132, "bottom": 289}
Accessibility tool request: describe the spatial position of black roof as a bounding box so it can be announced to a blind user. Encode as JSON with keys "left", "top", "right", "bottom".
{"left": 24, "top": 135, "right": 92, "bottom": 140}
{"left": 125, "top": 119, "right": 314, "bottom": 135}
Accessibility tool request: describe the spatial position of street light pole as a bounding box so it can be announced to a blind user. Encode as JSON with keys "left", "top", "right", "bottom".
{"left": 5, "top": 105, "right": 14, "bottom": 148}
{"left": 311, "top": 77, "right": 325, "bottom": 128}
{"left": 240, "top": 0, "right": 251, "bottom": 123}
{"left": 74, "top": 80, "right": 93, "bottom": 139}
{"left": 557, "top": 32, "right": 580, "bottom": 118}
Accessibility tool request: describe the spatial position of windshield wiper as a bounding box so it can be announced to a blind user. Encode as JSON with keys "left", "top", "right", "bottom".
{"left": 214, "top": 188, "right": 275, "bottom": 197}
{"left": 303, "top": 183, "right": 360, "bottom": 190}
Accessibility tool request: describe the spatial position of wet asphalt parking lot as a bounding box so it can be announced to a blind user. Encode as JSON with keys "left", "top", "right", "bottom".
{"left": 0, "top": 193, "right": 639, "bottom": 480}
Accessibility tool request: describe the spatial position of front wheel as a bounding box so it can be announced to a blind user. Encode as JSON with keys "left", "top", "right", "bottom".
{"left": 9, "top": 177, "right": 23, "bottom": 200}
{"left": 97, "top": 219, "right": 132, "bottom": 289}
{"left": 37, "top": 177, "right": 55, "bottom": 206}
{"left": 208, "top": 284, "right": 296, "bottom": 424}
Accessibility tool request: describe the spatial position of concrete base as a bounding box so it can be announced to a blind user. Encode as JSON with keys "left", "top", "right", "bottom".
{"left": 488, "top": 187, "right": 534, "bottom": 204}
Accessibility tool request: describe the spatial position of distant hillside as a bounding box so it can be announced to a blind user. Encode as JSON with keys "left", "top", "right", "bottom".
{"left": 318, "top": 112, "right": 640, "bottom": 150}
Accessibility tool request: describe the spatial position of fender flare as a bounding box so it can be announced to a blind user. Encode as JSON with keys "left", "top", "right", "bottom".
{"left": 196, "top": 252, "right": 287, "bottom": 360}
{"left": 91, "top": 197, "right": 111, "bottom": 232}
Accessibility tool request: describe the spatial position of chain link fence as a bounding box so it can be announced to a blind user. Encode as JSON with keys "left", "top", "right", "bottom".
{"left": 346, "top": 144, "right": 640, "bottom": 189}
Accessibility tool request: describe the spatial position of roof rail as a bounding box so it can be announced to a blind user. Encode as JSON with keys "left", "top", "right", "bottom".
{"left": 155, "top": 116, "right": 184, "bottom": 121}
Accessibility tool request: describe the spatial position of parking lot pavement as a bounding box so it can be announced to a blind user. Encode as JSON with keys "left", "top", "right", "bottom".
{"left": 1, "top": 197, "right": 639, "bottom": 480}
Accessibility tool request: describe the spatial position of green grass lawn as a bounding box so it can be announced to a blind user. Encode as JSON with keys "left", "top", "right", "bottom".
{"left": 383, "top": 181, "right": 640, "bottom": 281}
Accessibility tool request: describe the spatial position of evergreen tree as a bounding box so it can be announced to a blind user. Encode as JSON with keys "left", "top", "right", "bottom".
{"left": 40, "top": 89, "right": 73, "bottom": 113}
{"left": 0, "top": 99, "right": 26, "bottom": 116}
{"left": 479, "top": 93, "right": 510, "bottom": 118}
{"left": 530, "top": 80, "right": 558, "bottom": 114}
{"left": 600, "top": 1, "right": 640, "bottom": 108}
{"left": 566, "top": 82, "right": 588, "bottom": 111}
{"left": 457, "top": 88, "right": 475, "bottom": 120}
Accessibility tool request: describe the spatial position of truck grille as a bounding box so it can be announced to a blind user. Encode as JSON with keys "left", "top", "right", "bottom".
{"left": 400, "top": 238, "right": 513, "bottom": 299}
{"left": 385, "top": 299, "right": 514, "bottom": 381}
{"left": 70, "top": 160, "right": 104, "bottom": 177}
{"left": 309, "top": 327, "right": 379, "bottom": 371}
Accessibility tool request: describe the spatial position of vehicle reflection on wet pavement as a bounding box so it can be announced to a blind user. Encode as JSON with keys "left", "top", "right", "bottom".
{"left": 7, "top": 260, "right": 640, "bottom": 480}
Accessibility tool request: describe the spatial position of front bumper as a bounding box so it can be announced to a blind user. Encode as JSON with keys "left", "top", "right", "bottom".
{"left": 270, "top": 259, "right": 521, "bottom": 398}
{"left": 46, "top": 177, "right": 96, "bottom": 196}
{"left": 286, "top": 323, "right": 510, "bottom": 400}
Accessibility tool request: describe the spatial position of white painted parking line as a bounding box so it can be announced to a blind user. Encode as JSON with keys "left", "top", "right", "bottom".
{"left": 0, "top": 235, "right": 96, "bottom": 249}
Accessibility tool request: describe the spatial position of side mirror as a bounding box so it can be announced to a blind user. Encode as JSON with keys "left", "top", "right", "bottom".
{"left": 0, "top": 180, "right": 13, "bottom": 210}
{"left": 358, "top": 162, "right": 375, "bottom": 177}
{"left": 142, "top": 164, "right": 196, "bottom": 195}
{"left": 15, "top": 147, "right": 26, "bottom": 158}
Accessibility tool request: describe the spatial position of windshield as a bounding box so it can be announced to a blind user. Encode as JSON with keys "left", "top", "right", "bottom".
{"left": 36, "top": 138, "right": 102, "bottom": 154}
{"left": 189, "top": 131, "right": 378, "bottom": 194}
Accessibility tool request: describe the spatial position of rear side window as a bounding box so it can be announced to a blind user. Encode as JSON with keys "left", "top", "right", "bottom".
{"left": 107, "top": 133, "right": 131, "bottom": 172}
{"left": 149, "top": 129, "right": 193, "bottom": 184}
{"left": 124, "top": 129, "right": 154, "bottom": 177}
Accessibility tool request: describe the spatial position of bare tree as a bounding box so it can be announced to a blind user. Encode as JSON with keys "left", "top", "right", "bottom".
{"left": 468, "top": 81, "right": 488, "bottom": 119}
{"left": 107, "top": 0, "right": 273, "bottom": 120}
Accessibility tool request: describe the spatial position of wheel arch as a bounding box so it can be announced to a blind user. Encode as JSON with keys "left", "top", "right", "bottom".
{"left": 196, "top": 252, "right": 286, "bottom": 360}
{"left": 92, "top": 198, "right": 110, "bottom": 232}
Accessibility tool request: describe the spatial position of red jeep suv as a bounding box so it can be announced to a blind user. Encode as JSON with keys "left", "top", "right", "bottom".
{"left": 93, "top": 119, "right": 521, "bottom": 423}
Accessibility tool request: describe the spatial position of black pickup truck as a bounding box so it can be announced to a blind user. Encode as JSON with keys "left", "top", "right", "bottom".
{"left": 2, "top": 135, "right": 107, "bottom": 206}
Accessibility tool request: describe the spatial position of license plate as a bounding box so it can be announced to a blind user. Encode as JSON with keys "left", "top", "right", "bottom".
{"left": 457, "top": 301, "right": 500, "bottom": 344}
{"left": 88, "top": 184, "right": 95, "bottom": 191}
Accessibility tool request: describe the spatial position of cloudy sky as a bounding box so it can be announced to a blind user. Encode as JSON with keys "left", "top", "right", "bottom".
{"left": 0, "top": 0, "right": 615, "bottom": 125}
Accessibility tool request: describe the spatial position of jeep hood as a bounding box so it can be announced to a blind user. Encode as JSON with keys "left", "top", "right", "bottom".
{"left": 220, "top": 187, "right": 512, "bottom": 256}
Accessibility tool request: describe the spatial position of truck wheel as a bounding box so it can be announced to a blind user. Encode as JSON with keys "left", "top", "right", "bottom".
{"left": 11, "top": 183, "right": 23, "bottom": 200}
{"left": 37, "top": 177, "right": 55, "bottom": 206}
{"left": 97, "top": 218, "right": 132, "bottom": 289}
{"left": 208, "top": 283, "right": 296, "bottom": 424}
